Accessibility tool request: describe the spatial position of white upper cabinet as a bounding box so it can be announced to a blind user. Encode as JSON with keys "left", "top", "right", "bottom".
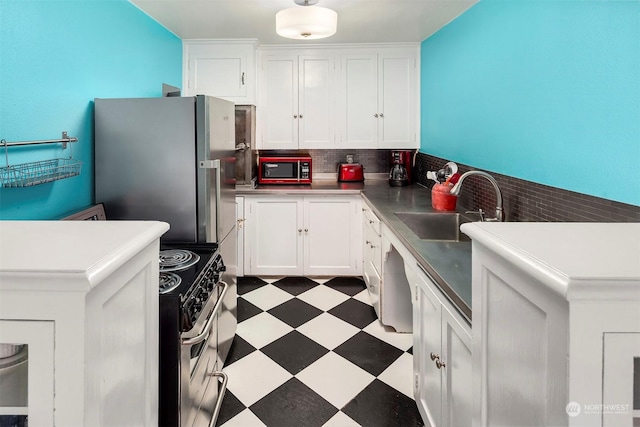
{"left": 258, "top": 51, "right": 335, "bottom": 149}
{"left": 183, "top": 40, "right": 257, "bottom": 104}
{"left": 339, "top": 54, "right": 378, "bottom": 148}
{"left": 255, "top": 44, "right": 419, "bottom": 150}
{"left": 338, "top": 46, "right": 419, "bottom": 149}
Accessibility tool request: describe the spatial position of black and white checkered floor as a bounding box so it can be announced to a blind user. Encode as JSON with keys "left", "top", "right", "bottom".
{"left": 215, "top": 276, "right": 424, "bottom": 427}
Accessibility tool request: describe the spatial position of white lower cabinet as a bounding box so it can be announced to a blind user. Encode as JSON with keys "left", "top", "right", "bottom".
{"left": 236, "top": 196, "right": 245, "bottom": 277}
{"left": 244, "top": 195, "right": 362, "bottom": 276}
{"left": 405, "top": 262, "right": 472, "bottom": 427}
{"left": 362, "top": 201, "right": 382, "bottom": 308}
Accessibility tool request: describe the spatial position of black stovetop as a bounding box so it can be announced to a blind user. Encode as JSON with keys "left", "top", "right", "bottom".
{"left": 159, "top": 242, "right": 219, "bottom": 299}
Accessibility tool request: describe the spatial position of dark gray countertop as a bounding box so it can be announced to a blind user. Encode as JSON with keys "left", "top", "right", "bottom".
{"left": 238, "top": 179, "right": 472, "bottom": 324}
{"left": 360, "top": 183, "right": 472, "bottom": 324}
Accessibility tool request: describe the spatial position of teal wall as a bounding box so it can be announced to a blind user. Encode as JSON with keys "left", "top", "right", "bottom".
{"left": 421, "top": 0, "right": 640, "bottom": 206}
{"left": 0, "top": 0, "right": 181, "bottom": 219}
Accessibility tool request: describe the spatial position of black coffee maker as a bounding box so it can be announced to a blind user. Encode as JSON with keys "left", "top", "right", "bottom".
{"left": 389, "top": 150, "right": 412, "bottom": 187}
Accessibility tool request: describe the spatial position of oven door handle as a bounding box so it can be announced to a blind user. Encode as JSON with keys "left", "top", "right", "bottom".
{"left": 181, "top": 281, "right": 228, "bottom": 346}
{"left": 206, "top": 371, "right": 228, "bottom": 427}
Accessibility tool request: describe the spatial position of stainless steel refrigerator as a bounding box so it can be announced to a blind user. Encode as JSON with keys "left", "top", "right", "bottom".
{"left": 94, "top": 95, "right": 237, "bottom": 365}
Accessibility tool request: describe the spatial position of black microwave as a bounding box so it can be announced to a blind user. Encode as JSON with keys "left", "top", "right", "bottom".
{"left": 258, "top": 156, "right": 312, "bottom": 185}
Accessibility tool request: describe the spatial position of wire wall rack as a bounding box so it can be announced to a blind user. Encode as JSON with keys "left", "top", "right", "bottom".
{"left": 0, "top": 131, "right": 82, "bottom": 188}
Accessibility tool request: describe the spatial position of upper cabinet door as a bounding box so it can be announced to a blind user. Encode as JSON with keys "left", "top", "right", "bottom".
{"left": 378, "top": 51, "right": 417, "bottom": 149}
{"left": 338, "top": 46, "right": 419, "bottom": 149}
{"left": 183, "top": 40, "right": 257, "bottom": 104}
{"left": 258, "top": 54, "right": 299, "bottom": 149}
{"left": 255, "top": 44, "right": 419, "bottom": 150}
{"left": 298, "top": 54, "right": 335, "bottom": 149}
{"left": 257, "top": 52, "right": 334, "bottom": 150}
{"left": 339, "top": 53, "right": 378, "bottom": 149}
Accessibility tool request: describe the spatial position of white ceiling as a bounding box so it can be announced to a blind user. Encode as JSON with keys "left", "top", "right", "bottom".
{"left": 130, "top": 0, "right": 478, "bottom": 45}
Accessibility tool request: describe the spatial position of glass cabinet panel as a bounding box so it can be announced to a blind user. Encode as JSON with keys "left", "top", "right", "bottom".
{"left": 603, "top": 333, "right": 640, "bottom": 425}
{"left": 0, "top": 321, "right": 54, "bottom": 427}
{"left": 0, "top": 343, "right": 28, "bottom": 427}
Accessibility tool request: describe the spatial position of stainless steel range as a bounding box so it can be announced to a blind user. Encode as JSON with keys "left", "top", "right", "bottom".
{"left": 158, "top": 242, "right": 228, "bottom": 427}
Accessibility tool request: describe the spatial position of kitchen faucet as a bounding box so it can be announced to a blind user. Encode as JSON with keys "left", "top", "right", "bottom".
{"left": 449, "top": 170, "right": 504, "bottom": 222}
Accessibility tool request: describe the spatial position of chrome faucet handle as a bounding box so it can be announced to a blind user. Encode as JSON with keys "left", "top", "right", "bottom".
{"left": 465, "top": 209, "right": 486, "bottom": 222}
{"left": 479, "top": 208, "right": 504, "bottom": 222}
{"left": 451, "top": 170, "right": 505, "bottom": 222}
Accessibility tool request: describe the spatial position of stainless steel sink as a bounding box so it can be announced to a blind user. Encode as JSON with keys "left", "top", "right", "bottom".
{"left": 394, "top": 212, "right": 472, "bottom": 242}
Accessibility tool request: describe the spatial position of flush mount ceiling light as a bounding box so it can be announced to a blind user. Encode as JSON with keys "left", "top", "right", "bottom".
{"left": 276, "top": 0, "right": 338, "bottom": 40}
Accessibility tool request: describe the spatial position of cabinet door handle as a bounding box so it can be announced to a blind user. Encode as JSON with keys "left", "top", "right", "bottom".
{"left": 298, "top": 228, "right": 303, "bottom": 233}
{"left": 299, "top": 114, "right": 303, "bottom": 119}
{"left": 379, "top": 113, "right": 384, "bottom": 118}
{"left": 241, "top": 72, "right": 245, "bottom": 85}
{"left": 294, "top": 115, "right": 298, "bottom": 119}
{"left": 304, "top": 228, "right": 309, "bottom": 233}
{"left": 365, "top": 240, "right": 371, "bottom": 245}
{"left": 430, "top": 352, "right": 439, "bottom": 361}
{"left": 436, "top": 359, "right": 446, "bottom": 369}
{"left": 374, "top": 113, "right": 379, "bottom": 118}
{"left": 369, "top": 220, "right": 374, "bottom": 224}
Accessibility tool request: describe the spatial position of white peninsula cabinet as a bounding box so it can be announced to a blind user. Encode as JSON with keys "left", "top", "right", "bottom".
{"left": 0, "top": 220, "right": 168, "bottom": 427}
{"left": 243, "top": 195, "right": 362, "bottom": 276}
{"left": 404, "top": 260, "right": 472, "bottom": 427}
{"left": 461, "top": 222, "right": 640, "bottom": 427}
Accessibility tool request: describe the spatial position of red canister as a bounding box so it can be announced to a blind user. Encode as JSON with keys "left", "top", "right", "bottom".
{"left": 431, "top": 183, "right": 458, "bottom": 211}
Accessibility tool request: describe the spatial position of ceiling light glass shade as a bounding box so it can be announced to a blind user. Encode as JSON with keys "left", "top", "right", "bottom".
{"left": 276, "top": 6, "right": 337, "bottom": 40}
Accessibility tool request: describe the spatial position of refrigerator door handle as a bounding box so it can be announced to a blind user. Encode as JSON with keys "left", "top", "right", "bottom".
{"left": 199, "top": 159, "right": 220, "bottom": 169}
{"left": 199, "top": 159, "right": 222, "bottom": 241}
